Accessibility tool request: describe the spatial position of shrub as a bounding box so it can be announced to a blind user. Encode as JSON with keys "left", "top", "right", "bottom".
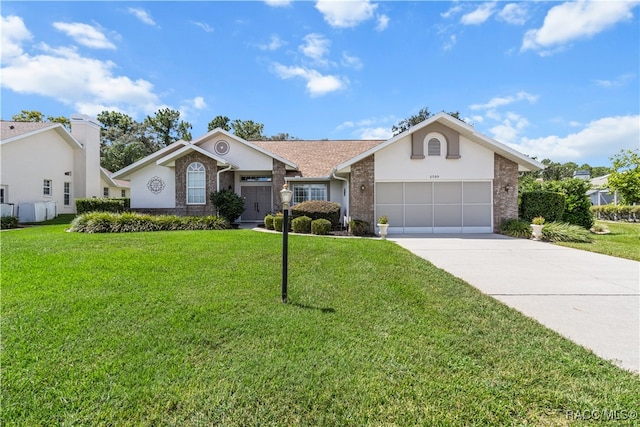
{"left": 311, "top": 218, "right": 332, "bottom": 235}
{"left": 76, "top": 198, "right": 126, "bottom": 214}
{"left": 541, "top": 222, "right": 593, "bottom": 243}
{"left": 210, "top": 190, "right": 245, "bottom": 223}
{"left": 547, "top": 179, "right": 594, "bottom": 229}
{"left": 291, "top": 200, "right": 341, "bottom": 229}
{"left": 292, "top": 215, "right": 312, "bottom": 234}
{"left": 68, "top": 212, "right": 229, "bottom": 233}
{"left": 264, "top": 214, "right": 274, "bottom": 230}
{"left": 498, "top": 218, "right": 531, "bottom": 238}
{"left": 520, "top": 191, "right": 565, "bottom": 223}
{"left": 272, "top": 215, "right": 283, "bottom": 232}
{"left": 1, "top": 216, "right": 19, "bottom": 229}
{"left": 349, "top": 219, "right": 371, "bottom": 236}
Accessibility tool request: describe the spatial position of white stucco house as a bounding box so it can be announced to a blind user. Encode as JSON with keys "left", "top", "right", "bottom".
{"left": 113, "top": 112, "right": 544, "bottom": 234}
{"left": 0, "top": 114, "right": 128, "bottom": 221}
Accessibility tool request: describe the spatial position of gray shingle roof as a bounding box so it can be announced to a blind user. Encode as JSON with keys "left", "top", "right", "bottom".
{"left": 0, "top": 121, "right": 59, "bottom": 141}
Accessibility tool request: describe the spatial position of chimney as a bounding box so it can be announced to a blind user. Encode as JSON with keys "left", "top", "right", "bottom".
{"left": 71, "top": 114, "right": 102, "bottom": 199}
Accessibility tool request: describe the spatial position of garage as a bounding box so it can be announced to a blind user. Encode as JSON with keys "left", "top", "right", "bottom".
{"left": 375, "top": 181, "right": 493, "bottom": 233}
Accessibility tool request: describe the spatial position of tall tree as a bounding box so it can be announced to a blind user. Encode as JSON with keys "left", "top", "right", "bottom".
{"left": 207, "top": 115, "right": 231, "bottom": 132}
{"left": 11, "top": 110, "right": 71, "bottom": 129}
{"left": 144, "top": 108, "right": 192, "bottom": 146}
{"left": 231, "top": 119, "right": 265, "bottom": 141}
{"left": 97, "top": 111, "right": 159, "bottom": 171}
{"left": 391, "top": 107, "right": 466, "bottom": 136}
{"left": 607, "top": 149, "right": 640, "bottom": 205}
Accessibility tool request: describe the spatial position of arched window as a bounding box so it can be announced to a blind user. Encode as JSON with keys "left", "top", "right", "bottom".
{"left": 427, "top": 138, "right": 441, "bottom": 156}
{"left": 187, "top": 162, "right": 206, "bottom": 204}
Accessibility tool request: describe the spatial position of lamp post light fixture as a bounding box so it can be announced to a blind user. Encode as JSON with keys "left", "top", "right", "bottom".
{"left": 280, "top": 183, "right": 293, "bottom": 303}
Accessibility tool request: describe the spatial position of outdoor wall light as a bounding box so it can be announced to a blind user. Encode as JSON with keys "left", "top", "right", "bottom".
{"left": 504, "top": 184, "right": 512, "bottom": 192}
{"left": 279, "top": 183, "right": 293, "bottom": 303}
{"left": 360, "top": 184, "right": 366, "bottom": 191}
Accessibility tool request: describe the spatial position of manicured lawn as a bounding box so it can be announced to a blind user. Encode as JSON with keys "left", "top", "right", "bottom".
{"left": 2, "top": 226, "right": 639, "bottom": 425}
{"left": 556, "top": 221, "right": 640, "bottom": 261}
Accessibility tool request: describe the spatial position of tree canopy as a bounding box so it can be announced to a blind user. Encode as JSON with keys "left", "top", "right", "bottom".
{"left": 392, "top": 107, "right": 465, "bottom": 136}
{"left": 11, "top": 110, "right": 70, "bottom": 129}
{"left": 607, "top": 149, "right": 640, "bottom": 205}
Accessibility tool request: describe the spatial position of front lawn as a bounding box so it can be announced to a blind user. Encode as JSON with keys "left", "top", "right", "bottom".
{"left": 556, "top": 221, "right": 640, "bottom": 261}
{"left": 2, "top": 227, "right": 639, "bottom": 425}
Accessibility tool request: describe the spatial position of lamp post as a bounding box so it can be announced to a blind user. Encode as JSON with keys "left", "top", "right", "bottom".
{"left": 280, "top": 183, "right": 293, "bottom": 303}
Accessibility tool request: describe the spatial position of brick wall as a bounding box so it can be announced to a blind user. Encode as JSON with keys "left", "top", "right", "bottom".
{"left": 272, "top": 159, "right": 286, "bottom": 213}
{"left": 349, "top": 155, "right": 375, "bottom": 231}
{"left": 493, "top": 153, "right": 519, "bottom": 229}
{"left": 174, "top": 152, "right": 217, "bottom": 216}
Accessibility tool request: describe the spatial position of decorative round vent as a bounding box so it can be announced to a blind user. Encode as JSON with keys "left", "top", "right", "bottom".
{"left": 147, "top": 176, "right": 166, "bottom": 195}
{"left": 214, "top": 140, "right": 230, "bottom": 155}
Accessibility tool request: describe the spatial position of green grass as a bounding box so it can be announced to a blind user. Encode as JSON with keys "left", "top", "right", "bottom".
{"left": 2, "top": 227, "right": 639, "bottom": 425}
{"left": 556, "top": 221, "right": 640, "bottom": 261}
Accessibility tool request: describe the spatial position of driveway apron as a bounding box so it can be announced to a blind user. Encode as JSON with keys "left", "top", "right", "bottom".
{"left": 390, "top": 234, "right": 640, "bottom": 374}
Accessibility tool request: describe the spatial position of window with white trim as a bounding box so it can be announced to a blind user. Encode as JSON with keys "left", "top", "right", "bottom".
{"left": 64, "top": 182, "right": 71, "bottom": 206}
{"left": 292, "top": 183, "right": 327, "bottom": 205}
{"left": 187, "top": 162, "right": 206, "bottom": 204}
{"left": 427, "top": 138, "right": 441, "bottom": 156}
{"left": 43, "top": 179, "right": 52, "bottom": 196}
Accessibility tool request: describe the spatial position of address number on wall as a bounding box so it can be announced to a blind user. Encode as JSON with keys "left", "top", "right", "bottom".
{"left": 430, "top": 175, "right": 440, "bottom": 179}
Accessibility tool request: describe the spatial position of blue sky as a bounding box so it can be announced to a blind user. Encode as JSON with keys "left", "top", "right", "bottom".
{"left": 2, "top": 1, "right": 639, "bottom": 167}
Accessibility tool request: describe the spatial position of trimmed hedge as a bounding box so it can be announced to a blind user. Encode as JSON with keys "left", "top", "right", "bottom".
{"left": 520, "top": 191, "right": 565, "bottom": 223}
{"left": 264, "top": 214, "right": 274, "bottom": 230}
{"left": 1, "top": 216, "right": 19, "bottom": 229}
{"left": 292, "top": 215, "right": 312, "bottom": 234}
{"left": 591, "top": 205, "right": 640, "bottom": 222}
{"left": 311, "top": 218, "right": 332, "bottom": 235}
{"left": 292, "top": 200, "right": 341, "bottom": 229}
{"left": 76, "top": 198, "right": 129, "bottom": 214}
{"left": 349, "top": 219, "right": 371, "bottom": 236}
{"left": 68, "top": 212, "right": 229, "bottom": 233}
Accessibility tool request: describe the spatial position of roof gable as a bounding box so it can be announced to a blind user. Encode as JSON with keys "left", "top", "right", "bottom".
{"left": 335, "top": 112, "right": 544, "bottom": 172}
{"left": 0, "top": 121, "right": 82, "bottom": 150}
{"left": 156, "top": 144, "right": 237, "bottom": 168}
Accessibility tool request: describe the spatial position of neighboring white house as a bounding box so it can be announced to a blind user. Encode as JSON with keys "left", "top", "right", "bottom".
{"left": 0, "top": 114, "right": 122, "bottom": 221}
{"left": 101, "top": 168, "right": 130, "bottom": 199}
{"left": 113, "top": 113, "right": 544, "bottom": 234}
{"left": 588, "top": 174, "right": 618, "bottom": 205}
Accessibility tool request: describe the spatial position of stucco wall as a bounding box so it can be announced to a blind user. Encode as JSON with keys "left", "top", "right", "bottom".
{"left": 129, "top": 165, "right": 176, "bottom": 209}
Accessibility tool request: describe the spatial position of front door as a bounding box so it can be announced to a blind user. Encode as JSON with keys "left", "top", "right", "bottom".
{"left": 241, "top": 186, "right": 272, "bottom": 221}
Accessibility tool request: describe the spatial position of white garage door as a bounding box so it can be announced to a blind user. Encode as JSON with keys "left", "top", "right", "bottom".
{"left": 375, "top": 181, "right": 492, "bottom": 233}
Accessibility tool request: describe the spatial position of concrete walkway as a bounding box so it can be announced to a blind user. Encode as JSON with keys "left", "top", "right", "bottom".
{"left": 390, "top": 234, "right": 640, "bottom": 374}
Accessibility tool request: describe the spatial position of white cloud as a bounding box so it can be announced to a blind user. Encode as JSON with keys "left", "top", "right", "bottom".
{"left": 315, "top": 0, "right": 377, "bottom": 28}
{"left": 359, "top": 126, "right": 392, "bottom": 140}
{"left": 508, "top": 115, "right": 640, "bottom": 162}
{"left": 376, "top": 14, "right": 389, "bottom": 31}
{"left": 497, "top": 3, "right": 528, "bottom": 25}
{"left": 441, "top": 5, "right": 463, "bottom": 19}
{"left": 272, "top": 63, "right": 347, "bottom": 97}
{"left": 336, "top": 115, "right": 396, "bottom": 139}
{"left": 1, "top": 40, "right": 161, "bottom": 117}
{"left": 53, "top": 22, "right": 116, "bottom": 49}
{"left": 192, "top": 22, "right": 214, "bottom": 33}
{"left": 521, "top": 1, "right": 639, "bottom": 54}
{"left": 128, "top": 8, "right": 157, "bottom": 26}
{"left": 299, "top": 33, "right": 330, "bottom": 65}
{"left": 341, "top": 52, "right": 362, "bottom": 70}
{"left": 461, "top": 2, "right": 497, "bottom": 25}
{"left": 489, "top": 112, "right": 530, "bottom": 144}
{"left": 1, "top": 15, "right": 33, "bottom": 61}
{"left": 258, "top": 34, "right": 285, "bottom": 51}
{"left": 470, "top": 91, "right": 538, "bottom": 111}
{"left": 264, "top": 0, "right": 292, "bottom": 7}
{"left": 594, "top": 73, "right": 635, "bottom": 88}
{"left": 443, "top": 34, "right": 457, "bottom": 51}
{"left": 191, "top": 96, "right": 207, "bottom": 110}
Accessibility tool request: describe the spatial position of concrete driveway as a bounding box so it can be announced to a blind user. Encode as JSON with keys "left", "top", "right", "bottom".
{"left": 390, "top": 234, "right": 640, "bottom": 374}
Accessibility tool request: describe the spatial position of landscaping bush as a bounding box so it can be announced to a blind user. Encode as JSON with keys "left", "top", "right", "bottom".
{"left": 291, "top": 200, "right": 341, "bottom": 229}
{"left": 498, "top": 218, "right": 531, "bottom": 238}
{"left": 349, "top": 219, "right": 371, "bottom": 236}
{"left": 1, "top": 216, "right": 19, "bottom": 229}
{"left": 210, "top": 190, "right": 245, "bottom": 223}
{"left": 264, "top": 214, "right": 274, "bottom": 230}
{"left": 591, "top": 205, "right": 640, "bottom": 222}
{"left": 272, "top": 215, "right": 283, "bottom": 232}
{"left": 68, "top": 212, "right": 229, "bottom": 233}
{"left": 292, "top": 215, "right": 312, "bottom": 234}
{"left": 546, "top": 179, "right": 594, "bottom": 229}
{"left": 76, "top": 198, "right": 127, "bottom": 214}
{"left": 541, "top": 222, "right": 593, "bottom": 243}
{"left": 520, "top": 191, "right": 565, "bottom": 223}
{"left": 311, "top": 218, "right": 332, "bottom": 235}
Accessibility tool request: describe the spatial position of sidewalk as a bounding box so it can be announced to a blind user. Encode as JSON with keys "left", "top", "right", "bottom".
{"left": 390, "top": 234, "right": 640, "bottom": 373}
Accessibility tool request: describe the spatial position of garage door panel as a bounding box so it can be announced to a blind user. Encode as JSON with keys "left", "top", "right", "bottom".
{"left": 405, "top": 205, "right": 433, "bottom": 227}
{"left": 434, "top": 182, "right": 462, "bottom": 204}
{"left": 434, "top": 205, "right": 462, "bottom": 227}
{"left": 376, "top": 183, "right": 403, "bottom": 204}
{"left": 463, "top": 205, "right": 492, "bottom": 227}
{"left": 405, "top": 183, "right": 431, "bottom": 204}
{"left": 463, "top": 182, "right": 492, "bottom": 203}
{"left": 377, "top": 205, "right": 403, "bottom": 226}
